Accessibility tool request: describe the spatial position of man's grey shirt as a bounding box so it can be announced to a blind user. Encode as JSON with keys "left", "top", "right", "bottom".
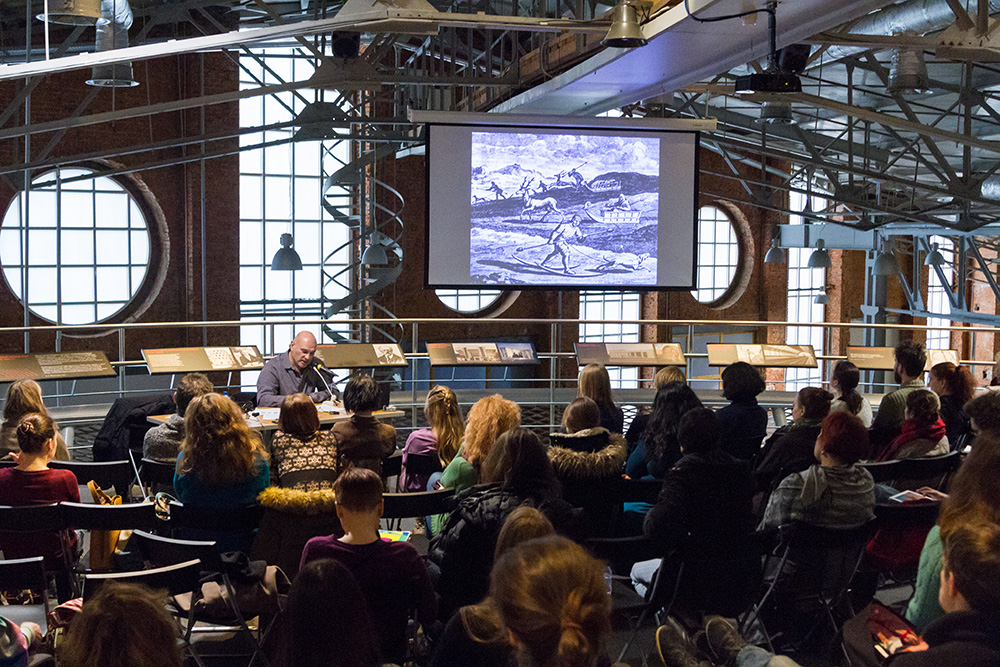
{"left": 256, "top": 352, "right": 335, "bottom": 407}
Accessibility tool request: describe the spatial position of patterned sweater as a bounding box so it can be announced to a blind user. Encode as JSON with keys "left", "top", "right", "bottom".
{"left": 269, "top": 430, "right": 341, "bottom": 491}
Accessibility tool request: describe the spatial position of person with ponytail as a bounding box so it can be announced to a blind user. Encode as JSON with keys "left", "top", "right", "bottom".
{"left": 401, "top": 385, "right": 465, "bottom": 493}
{"left": 877, "top": 389, "right": 950, "bottom": 462}
{"left": 928, "top": 362, "right": 975, "bottom": 446}
{"left": 490, "top": 535, "right": 612, "bottom": 667}
{"left": 829, "top": 360, "right": 873, "bottom": 428}
{"left": 0, "top": 413, "right": 80, "bottom": 570}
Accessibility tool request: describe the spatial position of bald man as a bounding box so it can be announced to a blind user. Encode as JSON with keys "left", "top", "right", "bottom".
{"left": 256, "top": 331, "right": 340, "bottom": 407}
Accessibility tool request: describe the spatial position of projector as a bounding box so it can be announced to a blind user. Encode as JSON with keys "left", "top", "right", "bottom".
{"left": 735, "top": 71, "right": 801, "bottom": 94}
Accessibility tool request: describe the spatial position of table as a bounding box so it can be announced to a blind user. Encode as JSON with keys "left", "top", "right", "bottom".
{"left": 147, "top": 408, "right": 404, "bottom": 433}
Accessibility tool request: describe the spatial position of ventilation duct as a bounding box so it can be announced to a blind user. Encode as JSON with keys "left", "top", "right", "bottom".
{"left": 756, "top": 100, "right": 794, "bottom": 125}
{"left": 887, "top": 35, "right": 930, "bottom": 95}
{"left": 37, "top": 0, "right": 107, "bottom": 25}
{"left": 86, "top": 0, "right": 137, "bottom": 87}
{"left": 980, "top": 173, "right": 1000, "bottom": 200}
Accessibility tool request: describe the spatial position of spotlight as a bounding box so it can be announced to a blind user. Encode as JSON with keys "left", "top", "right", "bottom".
{"left": 602, "top": 1, "right": 647, "bottom": 49}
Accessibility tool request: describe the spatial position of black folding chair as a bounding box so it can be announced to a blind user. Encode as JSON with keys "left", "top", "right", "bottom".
{"left": 383, "top": 451, "right": 403, "bottom": 480}
{"left": 49, "top": 460, "right": 135, "bottom": 500}
{"left": 397, "top": 452, "right": 442, "bottom": 491}
{"left": 130, "top": 530, "right": 275, "bottom": 667}
{"left": 0, "top": 503, "right": 73, "bottom": 597}
{"left": 82, "top": 559, "right": 206, "bottom": 667}
{"left": 60, "top": 501, "right": 159, "bottom": 580}
{"left": 0, "top": 557, "right": 51, "bottom": 630}
{"left": 382, "top": 488, "right": 454, "bottom": 553}
{"left": 168, "top": 502, "right": 263, "bottom": 554}
{"left": 139, "top": 456, "right": 177, "bottom": 496}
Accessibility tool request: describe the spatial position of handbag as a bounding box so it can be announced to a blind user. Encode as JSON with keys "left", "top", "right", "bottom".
{"left": 86, "top": 480, "right": 123, "bottom": 572}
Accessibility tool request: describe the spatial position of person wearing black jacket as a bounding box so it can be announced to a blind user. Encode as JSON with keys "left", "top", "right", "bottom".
{"left": 753, "top": 387, "right": 832, "bottom": 499}
{"left": 633, "top": 408, "right": 758, "bottom": 617}
{"left": 427, "top": 428, "right": 578, "bottom": 621}
{"left": 715, "top": 362, "right": 768, "bottom": 461}
{"left": 891, "top": 521, "right": 1000, "bottom": 666}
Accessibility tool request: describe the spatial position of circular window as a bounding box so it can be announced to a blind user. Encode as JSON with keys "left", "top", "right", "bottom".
{"left": 0, "top": 167, "right": 154, "bottom": 324}
{"left": 435, "top": 288, "right": 504, "bottom": 314}
{"left": 690, "top": 203, "right": 753, "bottom": 309}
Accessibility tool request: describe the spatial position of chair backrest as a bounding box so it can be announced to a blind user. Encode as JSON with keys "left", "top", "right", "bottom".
{"left": 0, "top": 556, "right": 47, "bottom": 590}
{"left": 168, "top": 501, "right": 263, "bottom": 533}
{"left": 402, "top": 453, "right": 443, "bottom": 477}
{"left": 83, "top": 559, "right": 202, "bottom": 601}
{"left": 49, "top": 460, "right": 134, "bottom": 497}
{"left": 618, "top": 477, "right": 662, "bottom": 504}
{"left": 777, "top": 520, "right": 877, "bottom": 601}
{"left": 585, "top": 535, "right": 658, "bottom": 575}
{"left": 892, "top": 451, "right": 962, "bottom": 489}
{"left": 140, "top": 457, "right": 178, "bottom": 487}
{"left": 873, "top": 500, "right": 941, "bottom": 530}
{"left": 61, "top": 501, "right": 159, "bottom": 531}
{"left": 0, "top": 503, "right": 65, "bottom": 532}
{"left": 857, "top": 459, "right": 901, "bottom": 485}
{"left": 383, "top": 452, "right": 403, "bottom": 479}
{"left": 382, "top": 488, "right": 454, "bottom": 519}
{"left": 130, "top": 530, "right": 219, "bottom": 569}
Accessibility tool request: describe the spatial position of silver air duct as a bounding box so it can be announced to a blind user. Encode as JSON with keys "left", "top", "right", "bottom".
{"left": 87, "top": 0, "right": 137, "bottom": 87}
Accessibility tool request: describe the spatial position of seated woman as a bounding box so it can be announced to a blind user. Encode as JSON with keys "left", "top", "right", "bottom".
{"left": 330, "top": 375, "right": 396, "bottom": 477}
{"left": 0, "top": 413, "right": 80, "bottom": 580}
{"left": 578, "top": 363, "right": 624, "bottom": 434}
{"left": 270, "top": 393, "right": 339, "bottom": 491}
{"left": 626, "top": 382, "right": 703, "bottom": 479}
{"left": 829, "top": 360, "right": 873, "bottom": 428}
{"left": 401, "top": 385, "right": 464, "bottom": 493}
{"left": 174, "top": 393, "right": 270, "bottom": 552}
{"left": 548, "top": 397, "right": 626, "bottom": 534}
{"left": 624, "top": 366, "right": 686, "bottom": 450}
{"left": 753, "top": 386, "right": 833, "bottom": 496}
{"left": 928, "top": 362, "right": 975, "bottom": 447}
{"left": 437, "top": 394, "right": 520, "bottom": 495}
{"left": 715, "top": 361, "right": 769, "bottom": 461}
{"left": 877, "top": 389, "right": 950, "bottom": 461}
{"left": 1, "top": 380, "right": 69, "bottom": 461}
{"left": 760, "top": 411, "right": 875, "bottom": 530}
{"left": 428, "top": 428, "right": 576, "bottom": 620}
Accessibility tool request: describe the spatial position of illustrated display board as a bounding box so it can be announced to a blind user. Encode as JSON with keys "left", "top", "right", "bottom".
{"left": 314, "top": 343, "right": 408, "bottom": 368}
{"left": 575, "top": 342, "right": 685, "bottom": 367}
{"left": 0, "top": 351, "right": 116, "bottom": 382}
{"left": 143, "top": 346, "right": 264, "bottom": 374}
{"left": 707, "top": 343, "right": 817, "bottom": 368}
{"left": 425, "top": 117, "right": 699, "bottom": 290}
{"left": 848, "top": 347, "right": 959, "bottom": 371}
{"left": 427, "top": 342, "right": 539, "bottom": 366}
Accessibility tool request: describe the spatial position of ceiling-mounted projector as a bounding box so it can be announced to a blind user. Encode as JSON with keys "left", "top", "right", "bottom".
{"left": 735, "top": 71, "right": 801, "bottom": 94}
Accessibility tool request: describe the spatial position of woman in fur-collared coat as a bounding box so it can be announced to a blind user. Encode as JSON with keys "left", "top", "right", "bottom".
{"left": 547, "top": 397, "right": 627, "bottom": 535}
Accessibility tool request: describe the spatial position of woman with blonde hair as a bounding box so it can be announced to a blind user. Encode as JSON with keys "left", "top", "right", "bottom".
{"left": 401, "top": 385, "right": 465, "bottom": 493}
{"left": 578, "top": 364, "right": 623, "bottom": 434}
{"left": 438, "top": 394, "right": 520, "bottom": 494}
{"left": 175, "top": 392, "right": 269, "bottom": 501}
{"left": 1, "top": 379, "right": 69, "bottom": 461}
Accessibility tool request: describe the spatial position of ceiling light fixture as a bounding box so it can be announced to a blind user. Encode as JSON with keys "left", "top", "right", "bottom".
{"left": 873, "top": 238, "right": 900, "bottom": 276}
{"left": 270, "top": 233, "right": 303, "bottom": 271}
{"left": 814, "top": 287, "right": 829, "bottom": 305}
{"left": 924, "top": 242, "right": 946, "bottom": 267}
{"left": 807, "top": 239, "right": 832, "bottom": 268}
{"left": 764, "top": 237, "right": 785, "bottom": 263}
{"left": 602, "top": 1, "right": 647, "bottom": 49}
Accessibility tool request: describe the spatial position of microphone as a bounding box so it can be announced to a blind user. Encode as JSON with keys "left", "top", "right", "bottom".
{"left": 310, "top": 359, "right": 338, "bottom": 401}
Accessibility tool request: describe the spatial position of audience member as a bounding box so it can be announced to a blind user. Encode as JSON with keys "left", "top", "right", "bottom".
{"left": 0, "top": 414, "right": 80, "bottom": 574}
{"left": 753, "top": 387, "right": 833, "bottom": 496}
{"left": 928, "top": 362, "right": 974, "bottom": 446}
{"left": 437, "top": 394, "right": 520, "bottom": 494}
{"left": 174, "top": 393, "right": 270, "bottom": 508}
{"left": 431, "top": 507, "right": 556, "bottom": 667}
{"left": 428, "top": 428, "right": 575, "bottom": 619}
{"left": 631, "top": 408, "right": 757, "bottom": 617}
{"left": 0, "top": 380, "right": 69, "bottom": 461}
{"left": 578, "top": 363, "right": 624, "bottom": 434}
{"left": 876, "top": 389, "right": 949, "bottom": 461}
{"left": 282, "top": 558, "right": 383, "bottom": 667}
{"left": 0, "top": 616, "right": 42, "bottom": 667}
{"left": 625, "top": 366, "right": 686, "bottom": 449}
{"left": 299, "top": 467, "right": 435, "bottom": 664}
{"left": 58, "top": 582, "right": 182, "bottom": 667}
{"left": 760, "top": 411, "right": 875, "bottom": 530}
{"left": 330, "top": 375, "right": 396, "bottom": 477}
{"left": 871, "top": 341, "right": 927, "bottom": 452}
{"left": 963, "top": 389, "right": 1000, "bottom": 438}
{"left": 401, "top": 385, "right": 464, "bottom": 493}
{"left": 656, "top": 614, "right": 802, "bottom": 667}
{"left": 829, "top": 360, "right": 873, "bottom": 427}
{"left": 627, "top": 382, "right": 703, "bottom": 479}
{"left": 715, "top": 361, "right": 769, "bottom": 461}
{"left": 892, "top": 522, "right": 1000, "bottom": 666}
{"left": 142, "top": 372, "right": 213, "bottom": 462}
{"left": 906, "top": 432, "right": 1000, "bottom": 629}
{"left": 270, "top": 393, "right": 339, "bottom": 491}
{"left": 548, "top": 397, "right": 627, "bottom": 535}
{"left": 490, "top": 536, "right": 612, "bottom": 667}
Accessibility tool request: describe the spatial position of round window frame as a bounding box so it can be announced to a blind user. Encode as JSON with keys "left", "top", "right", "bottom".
{"left": 434, "top": 289, "right": 521, "bottom": 318}
{"left": 0, "top": 160, "right": 169, "bottom": 335}
{"left": 691, "top": 201, "right": 754, "bottom": 310}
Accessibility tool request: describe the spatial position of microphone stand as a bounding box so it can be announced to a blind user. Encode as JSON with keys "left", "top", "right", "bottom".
{"left": 311, "top": 362, "right": 337, "bottom": 402}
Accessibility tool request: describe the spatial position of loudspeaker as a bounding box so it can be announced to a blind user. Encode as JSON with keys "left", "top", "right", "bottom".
{"left": 331, "top": 32, "right": 361, "bottom": 59}
{"left": 776, "top": 44, "right": 810, "bottom": 74}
